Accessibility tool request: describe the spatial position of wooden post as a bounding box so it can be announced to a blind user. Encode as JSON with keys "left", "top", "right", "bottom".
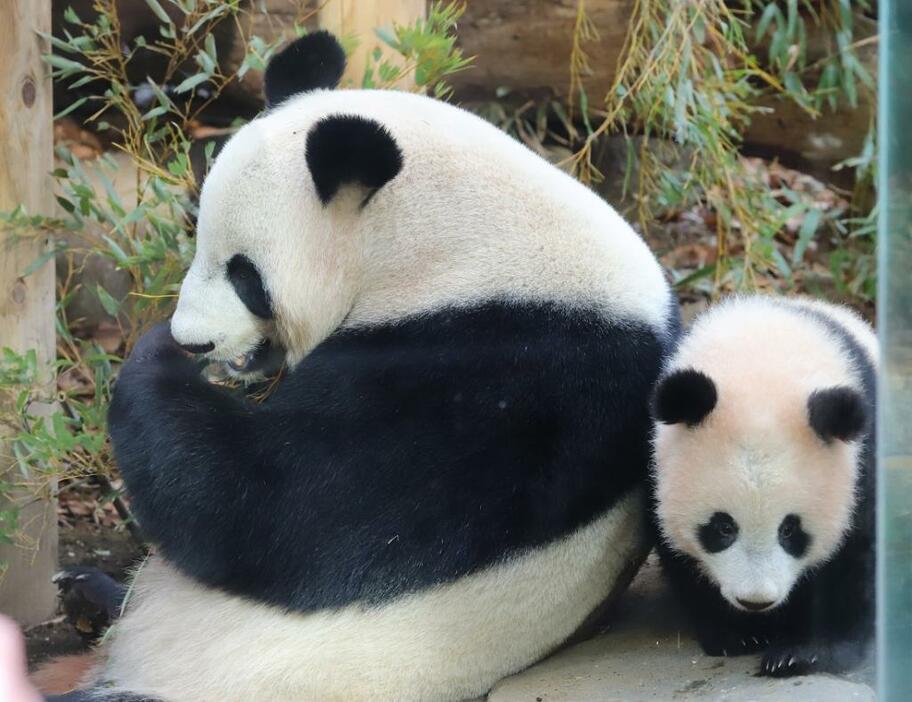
{"left": 319, "top": 0, "right": 426, "bottom": 89}
{"left": 0, "top": 0, "right": 58, "bottom": 625}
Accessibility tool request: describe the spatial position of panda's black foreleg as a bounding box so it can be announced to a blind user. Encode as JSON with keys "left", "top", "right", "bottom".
{"left": 658, "top": 549, "right": 772, "bottom": 658}
{"left": 107, "top": 322, "right": 273, "bottom": 593}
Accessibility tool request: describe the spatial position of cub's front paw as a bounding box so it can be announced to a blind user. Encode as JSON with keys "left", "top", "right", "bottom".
{"left": 759, "top": 640, "right": 867, "bottom": 677}
{"left": 760, "top": 644, "right": 821, "bottom": 677}
{"left": 699, "top": 630, "right": 769, "bottom": 658}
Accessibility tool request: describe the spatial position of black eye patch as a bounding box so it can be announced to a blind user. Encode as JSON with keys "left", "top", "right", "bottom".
{"left": 778, "top": 514, "right": 810, "bottom": 558}
{"left": 697, "top": 512, "right": 739, "bottom": 553}
{"left": 227, "top": 254, "right": 273, "bottom": 319}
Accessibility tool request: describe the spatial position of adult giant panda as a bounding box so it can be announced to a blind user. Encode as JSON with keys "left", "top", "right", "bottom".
{"left": 650, "top": 295, "right": 876, "bottom": 677}
{"left": 55, "top": 31, "right": 678, "bottom": 702}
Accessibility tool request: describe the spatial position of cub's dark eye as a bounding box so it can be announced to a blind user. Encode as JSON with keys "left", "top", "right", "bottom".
{"left": 227, "top": 254, "right": 273, "bottom": 319}
{"left": 778, "top": 514, "right": 810, "bottom": 558}
{"left": 698, "top": 511, "right": 739, "bottom": 553}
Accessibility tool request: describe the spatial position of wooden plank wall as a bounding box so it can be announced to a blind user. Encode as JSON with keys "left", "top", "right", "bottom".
{"left": 0, "top": 0, "right": 58, "bottom": 625}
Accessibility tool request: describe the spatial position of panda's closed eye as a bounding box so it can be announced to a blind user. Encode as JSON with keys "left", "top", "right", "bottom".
{"left": 778, "top": 514, "right": 810, "bottom": 558}
{"left": 698, "top": 512, "right": 739, "bottom": 553}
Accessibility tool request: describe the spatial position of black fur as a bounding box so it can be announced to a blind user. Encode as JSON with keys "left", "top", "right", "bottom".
{"left": 176, "top": 341, "right": 213, "bottom": 354}
{"left": 109, "top": 301, "right": 676, "bottom": 611}
{"left": 305, "top": 115, "right": 403, "bottom": 204}
{"left": 650, "top": 304, "right": 876, "bottom": 677}
{"left": 697, "top": 512, "right": 738, "bottom": 554}
{"left": 53, "top": 566, "right": 126, "bottom": 641}
{"left": 778, "top": 514, "right": 810, "bottom": 558}
{"left": 263, "top": 30, "right": 346, "bottom": 107}
{"left": 808, "top": 386, "right": 868, "bottom": 443}
{"left": 227, "top": 254, "right": 273, "bottom": 319}
{"left": 652, "top": 368, "right": 717, "bottom": 427}
{"left": 45, "top": 693, "right": 160, "bottom": 702}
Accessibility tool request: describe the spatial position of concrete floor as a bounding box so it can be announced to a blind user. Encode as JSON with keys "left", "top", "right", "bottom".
{"left": 486, "top": 558, "right": 875, "bottom": 701}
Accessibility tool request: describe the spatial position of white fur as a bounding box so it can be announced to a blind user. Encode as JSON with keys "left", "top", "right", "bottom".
{"left": 171, "top": 89, "right": 673, "bottom": 364}
{"left": 653, "top": 296, "right": 876, "bottom": 612}
{"left": 98, "top": 491, "right": 645, "bottom": 702}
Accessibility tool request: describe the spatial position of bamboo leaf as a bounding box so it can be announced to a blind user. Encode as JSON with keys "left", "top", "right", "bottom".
{"left": 792, "top": 208, "right": 822, "bottom": 264}
{"left": 95, "top": 285, "right": 122, "bottom": 317}
{"left": 143, "top": 0, "right": 173, "bottom": 26}
{"left": 174, "top": 73, "right": 209, "bottom": 94}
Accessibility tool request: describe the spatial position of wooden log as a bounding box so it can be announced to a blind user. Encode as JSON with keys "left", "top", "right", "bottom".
{"left": 318, "top": 0, "right": 426, "bottom": 88}
{"left": 449, "top": 0, "right": 630, "bottom": 103}
{"left": 450, "top": 0, "right": 876, "bottom": 183}
{"left": 740, "top": 16, "right": 877, "bottom": 183}
{"left": 0, "top": 0, "right": 59, "bottom": 625}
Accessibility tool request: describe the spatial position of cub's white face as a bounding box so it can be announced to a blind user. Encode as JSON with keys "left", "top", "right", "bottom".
{"left": 654, "top": 425, "right": 857, "bottom": 612}
{"left": 652, "top": 297, "right": 871, "bottom": 614}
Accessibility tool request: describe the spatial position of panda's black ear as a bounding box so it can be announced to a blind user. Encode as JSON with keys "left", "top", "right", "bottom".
{"left": 808, "top": 386, "right": 869, "bottom": 443}
{"left": 306, "top": 115, "right": 403, "bottom": 205}
{"left": 653, "top": 369, "right": 717, "bottom": 427}
{"left": 263, "top": 31, "right": 346, "bottom": 107}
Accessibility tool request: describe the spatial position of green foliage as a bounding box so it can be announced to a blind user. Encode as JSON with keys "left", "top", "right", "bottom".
{"left": 751, "top": 0, "right": 875, "bottom": 112}
{"left": 0, "top": 1, "right": 471, "bottom": 548}
{"left": 363, "top": 1, "right": 472, "bottom": 97}
{"left": 569, "top": 0, "right": 876, "bottom": 301}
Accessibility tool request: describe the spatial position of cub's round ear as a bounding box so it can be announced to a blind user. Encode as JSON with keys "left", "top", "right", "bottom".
{"left": 306, "top": 115, "right": 403, "bottom": 205}
{"left": 807, "top": 386, "right": 869, "bottom": 443}
{"left": 264, "top": 30, "right": 346, "bottom": 108}
{"left": 653, "top": 369, "right": 717, "bottom": 427}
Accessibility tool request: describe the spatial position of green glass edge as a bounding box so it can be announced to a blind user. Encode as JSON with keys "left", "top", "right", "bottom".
{"left": 877, "top": 0, "right": 912, "bottom": 698}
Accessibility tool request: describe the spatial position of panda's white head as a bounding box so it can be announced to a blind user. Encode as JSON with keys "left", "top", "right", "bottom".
{"left": 651, "top": 300, "right": 871, "bottom": 614}
{"left": 170, "top": 32, "right": 403, "bottom": 372}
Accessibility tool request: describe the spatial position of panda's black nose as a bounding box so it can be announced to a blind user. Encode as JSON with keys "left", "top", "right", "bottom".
{"left": 178, "top": 341, "right": 215, "bottom": 354}
{"left": 737, "top": 598, "right": 775, "bottom": 611}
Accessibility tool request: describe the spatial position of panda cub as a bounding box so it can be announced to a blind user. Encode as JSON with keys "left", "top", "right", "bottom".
{"left": 650, "top": 295, "right": 876, "bottom": 677}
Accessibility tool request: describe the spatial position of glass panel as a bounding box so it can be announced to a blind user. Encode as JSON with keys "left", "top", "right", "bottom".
{"left": 877, "top": 0, "right": 912, "bottom": 698}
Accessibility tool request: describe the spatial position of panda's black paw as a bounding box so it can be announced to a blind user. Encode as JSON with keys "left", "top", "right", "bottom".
{"left": 759, "top": 644, "right": 821, "bottom": 677}
{"left": 698, "top": 630, "right": 769, "bottom": 658}
{"left": 128, "top": 321, "right": 182, "bottom": 363}
{"left": 52, "top": 566, "right": 126, "bottom": 641}
{"left": 759, "top": 640, "right": 867, "bottom": 677}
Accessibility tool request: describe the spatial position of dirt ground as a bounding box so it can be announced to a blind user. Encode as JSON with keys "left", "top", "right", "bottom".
{"left": 24, "top": 501, "right": 143, "bottom": 667}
